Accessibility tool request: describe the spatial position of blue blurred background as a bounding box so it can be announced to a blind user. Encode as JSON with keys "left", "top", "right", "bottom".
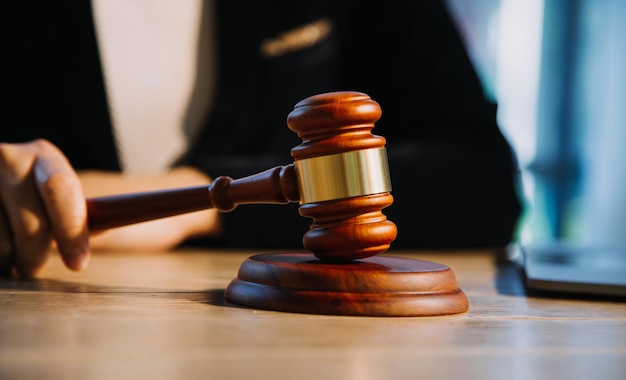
{"left": 446, "top": 0, "right": 626, "bottom": 248}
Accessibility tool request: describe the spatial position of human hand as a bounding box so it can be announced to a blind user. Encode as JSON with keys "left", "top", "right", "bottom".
{"left": 0, "top": 139, "right": 89, "bottom": 277}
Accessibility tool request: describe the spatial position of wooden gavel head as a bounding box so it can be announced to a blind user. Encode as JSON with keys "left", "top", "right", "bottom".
{"left": 287, "top": 91, "right": 397, "bottom": 261}
{"left": 86, "top": 91, "right": 396, "bottom": 262}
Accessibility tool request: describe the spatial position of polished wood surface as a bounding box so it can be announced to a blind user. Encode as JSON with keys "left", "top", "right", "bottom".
{"left": 1, "top": 248, "right": 624, "bottom": 380}
{"left": 225, "top": 253, "right": 468, "bottom": 316}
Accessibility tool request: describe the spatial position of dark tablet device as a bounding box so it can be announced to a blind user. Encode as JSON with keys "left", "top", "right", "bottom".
{"left": 521, "top": 244, "right": 626, "bottom": 297}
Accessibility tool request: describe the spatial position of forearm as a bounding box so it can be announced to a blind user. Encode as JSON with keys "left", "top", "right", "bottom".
{"left": 80, "top": 166, "right": 222, "bottom": 251}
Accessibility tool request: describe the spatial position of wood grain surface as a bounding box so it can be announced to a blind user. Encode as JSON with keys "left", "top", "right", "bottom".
{"left": 1, "top": 249, "right": 625, "bottom": 380}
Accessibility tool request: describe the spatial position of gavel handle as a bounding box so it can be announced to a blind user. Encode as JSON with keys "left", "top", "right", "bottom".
{"left": 86, "top": 164, "right": 299, "bottom": 232}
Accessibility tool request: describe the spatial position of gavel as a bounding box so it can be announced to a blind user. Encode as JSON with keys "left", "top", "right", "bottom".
{"left": 87, "top": 91, "right": 468, "bottom": 317}
{"left": 87, "top": 91, "right": 397, "bottom": 262}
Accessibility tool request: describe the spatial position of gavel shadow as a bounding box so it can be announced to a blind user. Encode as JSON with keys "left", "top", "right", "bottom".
{"left": 0, "top": 278, "right": 227, "bottom": 307}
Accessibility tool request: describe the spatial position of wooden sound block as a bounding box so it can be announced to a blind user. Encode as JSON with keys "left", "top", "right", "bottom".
{"left": 224, "top": 253, "right": 469, "bottom": 317}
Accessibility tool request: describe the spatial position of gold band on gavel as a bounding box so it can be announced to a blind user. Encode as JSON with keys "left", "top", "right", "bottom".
{"left": 294, "top": 147, "right": 392, "bottom": 204}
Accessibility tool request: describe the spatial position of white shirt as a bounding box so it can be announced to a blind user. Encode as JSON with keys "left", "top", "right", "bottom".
{"left": 92, "top": 0, "right": 216, "bottom": 174}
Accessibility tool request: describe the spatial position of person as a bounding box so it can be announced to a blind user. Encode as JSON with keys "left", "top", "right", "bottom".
{"left": 0, "top": 0, "right": 522, "bottom": 278}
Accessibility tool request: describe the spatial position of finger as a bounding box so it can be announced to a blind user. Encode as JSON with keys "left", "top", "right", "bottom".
{"left": 32, "top": 141, "right": 90, "bottom": 271}
{"left": 0, "top": 141, "right": 54, "bottom": 277}
{"left": 0, "top": 209, "right": 14, "bottom": 277}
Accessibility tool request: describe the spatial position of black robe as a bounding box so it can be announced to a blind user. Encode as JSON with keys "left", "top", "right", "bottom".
{"left": 0, "top": 0, "right": 522, "bottom": 250}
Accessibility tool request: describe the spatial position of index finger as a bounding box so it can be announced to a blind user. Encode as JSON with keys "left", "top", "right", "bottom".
{"left": 32, "top": 141, "right": 90, "bottom": 271}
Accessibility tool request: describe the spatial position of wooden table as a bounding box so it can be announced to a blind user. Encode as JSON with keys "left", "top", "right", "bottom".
{"left": 1, "top": 248, "right": 625, "bottom": 379}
